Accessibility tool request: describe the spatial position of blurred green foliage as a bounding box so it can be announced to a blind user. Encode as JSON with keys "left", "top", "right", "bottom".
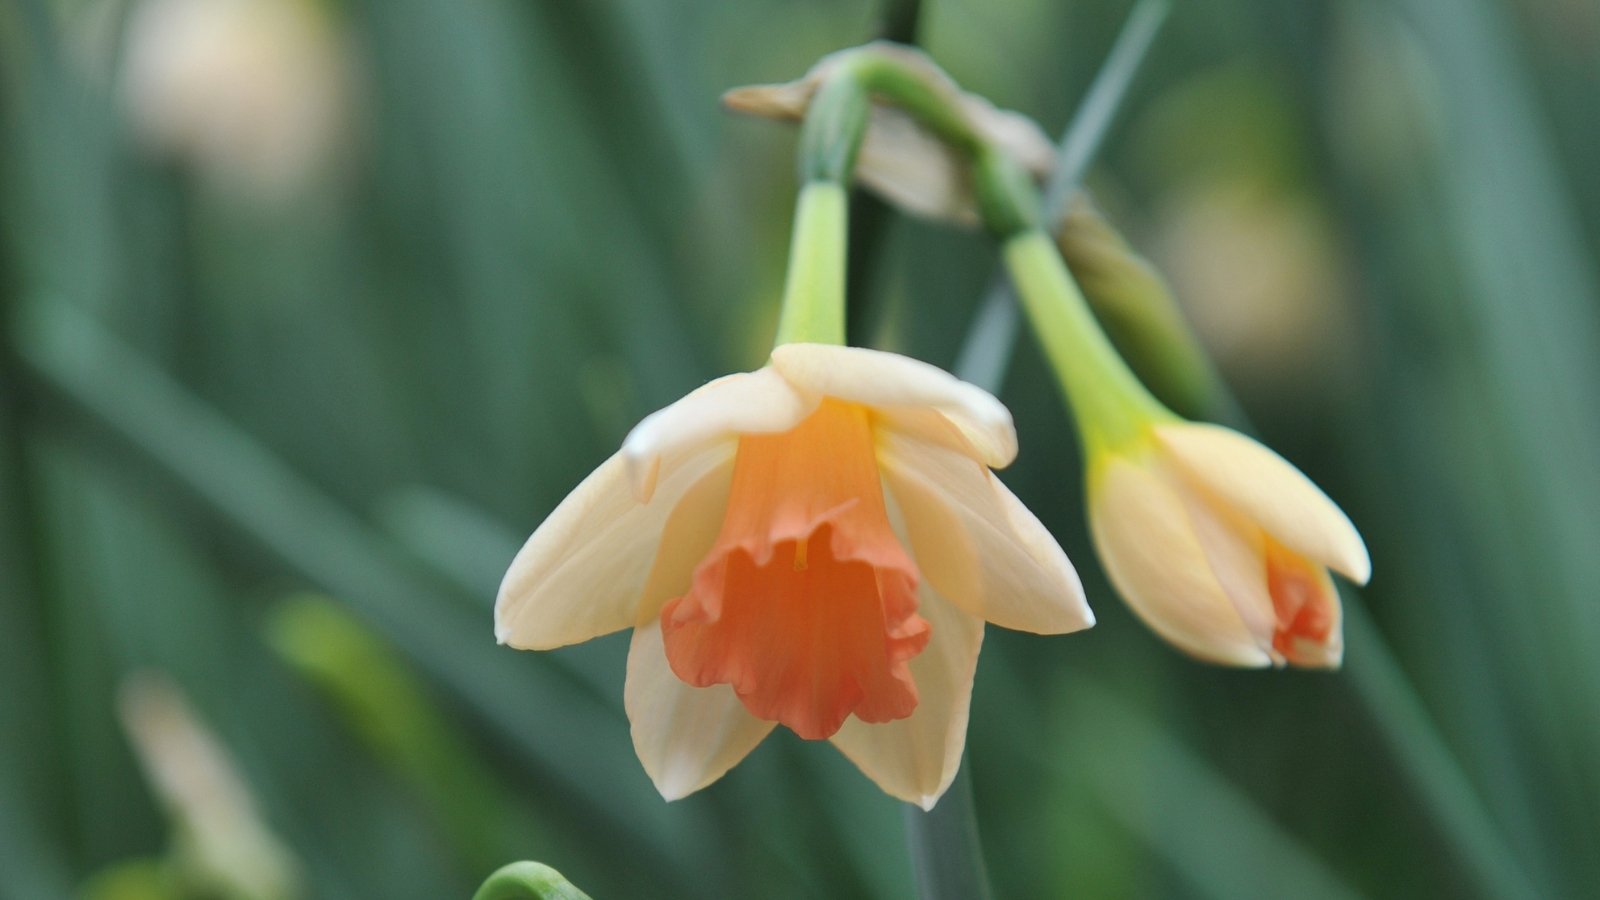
{"left": 2, "top": 0, "right": 1598, "bottom": 898}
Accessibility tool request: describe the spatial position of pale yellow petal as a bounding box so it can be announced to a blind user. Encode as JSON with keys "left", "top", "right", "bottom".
{"left": 1088, "top": 454, "right": 1274, "bottom": 667}
{"left": 634, "top": 456, "right": 734, "bottom": 624}
{"left": 494, "top": 449, "right": 733, "bottom": 650}
{"left": 625, "top": 620, "right": 776, "bottom": 800}
{"left": 856, "top": 107, "right": 976, "bottom": 224}
{"left": 1179, "top": 482, "right": 1281, "bottom": 663}
{"left": 828, "top": 585, "right": 984, "bottom": 810}
{"left": 1154, "top": 423, "right": 1371, "bottom": 584}
{"left": 622, "top": 367, "right": 814, "bottom": 502}
{"left": 770, "top": 343, "right": 1016, "bottom": 468}
{"left": 878, "top": 429, "right": 1091, "bottom": 635}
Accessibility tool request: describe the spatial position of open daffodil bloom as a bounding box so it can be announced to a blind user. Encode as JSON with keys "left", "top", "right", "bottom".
{"left": 495, "top": 343, "right": 1092, "bottom": 808}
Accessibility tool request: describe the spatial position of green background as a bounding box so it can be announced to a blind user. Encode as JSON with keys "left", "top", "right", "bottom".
{"left": 3, "top": 0, "right": 1597, "bottom": 897}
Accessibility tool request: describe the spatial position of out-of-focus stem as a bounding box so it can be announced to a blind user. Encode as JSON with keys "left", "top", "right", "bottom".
{"left": 472, "top": 862, "right": 592, "bottom": 900}
{"left": 902, "top": 763, "right": 993, "bottom": 900}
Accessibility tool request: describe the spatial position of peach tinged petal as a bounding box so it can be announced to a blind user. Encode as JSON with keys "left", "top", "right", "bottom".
{"left": 828, "top": 583, "right": 985, "bottom": 810}
{"left": 622, "top": 367, "right": 815, "bottom": 502}
{"left": 494, "top": 447, "right": 732, "bottom": 650}
{"left": 876, "top": 426, "right": 1092, "bottom": 635}
{"left": 1266, "top": 539, "right": 1344, "bottom": 668}
{"left": 1088, "top": 453, "right": 1275, "bottom": 667}
{"left": 1154, "top": 422, "right": 1370, "bottom": 584}
{"left": 625, "top": 620, "right": 776, "bottom": 800}
{"left": 770, "top": 343, "right": 1016, "bottom": 469}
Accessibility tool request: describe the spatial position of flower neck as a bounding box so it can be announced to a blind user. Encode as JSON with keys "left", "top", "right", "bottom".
{"left": 773, "top": 181, "right": 850, "bottom": 348}
{"left": 1002, "top": 229, "right": 1174, "bottom": 455}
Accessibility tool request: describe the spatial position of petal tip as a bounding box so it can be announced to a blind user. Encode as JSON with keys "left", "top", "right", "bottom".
{"left": 653, "top": 778, "right": 696, "bottom": 803}
{"left": 626, "top": 451, "right": 661, "bottom": 504}
{"left": 1341, "top": 543, "right": 1373, "bottom": 587}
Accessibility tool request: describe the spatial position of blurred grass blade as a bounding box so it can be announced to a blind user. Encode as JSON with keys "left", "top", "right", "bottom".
{"left": 945, "top": 2, "right": 1543, "bottom": 893}
{"left": 1389, "top": 0, "right": 1600, "bottom": 887}
{"left": 11, "top": 298, "right": 720, "bottom": 895}
{"left": 954, "top": 0, "right": 1170, "bottom": 387}
{"left": 1341, "top": 598, "right": 1541, "bottom": 899}
{"left": 1040, "top": 0, "right": 1171, "bottom": 220}
{"left": 267, "top": 593, "right": 544, "bottom": 875}
{"left": 1068, "top": 680, "right": 1363, "bottom": 900}
{"left": 903, "top": 763, "right": 993, "bottom": 900}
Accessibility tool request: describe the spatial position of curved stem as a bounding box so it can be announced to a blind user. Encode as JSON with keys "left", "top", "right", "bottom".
{"left": 1001, "top": 229, "right": 1171, "bottom": 452}
{"left": 472, "top": 862, "right": 592, "bottom": 900}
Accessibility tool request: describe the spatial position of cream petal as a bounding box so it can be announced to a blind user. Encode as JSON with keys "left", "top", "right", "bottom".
{"left": 769, "top": 343, "right": 1016, "bottom": 468}
{"left": 1154, "top": 423, "right": 1371, "bottom": 584}
{"left": 632, "top": 451, "right": 735, "bottom": 625}
{"left": 856, "top": 107, "right": 978, "bottom": 225}
{"left": 1179, "top": 482, "right": 1281, "bottom": 664}
{"left": 494, "top": 448, "right": 733, "bottom": 650}
{"left": 877, "top": 429, "right": 1091, "bottom": 635}
{"left": 828, "top": 585, "right": 984, "bottom": 810}
{"left": 1088, "top": 454, "right": 1274, "bottom": 667}
{"left": 621, "top": 367, "right": 815, "bottom": 502}
{"left": 625, "top": 620, "right": 776, "bottom": 800}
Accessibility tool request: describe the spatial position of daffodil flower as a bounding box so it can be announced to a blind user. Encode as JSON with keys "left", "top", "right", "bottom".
{"left": 496, "top": 341, "right": 1092, "bottom": 808}
{"left": 1004, "top": 228, "right": 1370, "bottom": 669}
{"left": 1088, "top": 421, "right": 1370, "bottom": 667}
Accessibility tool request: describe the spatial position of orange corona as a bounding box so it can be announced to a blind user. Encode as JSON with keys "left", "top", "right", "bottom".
{"left": 662, "top": 400, "right": 928, "bottom": 740}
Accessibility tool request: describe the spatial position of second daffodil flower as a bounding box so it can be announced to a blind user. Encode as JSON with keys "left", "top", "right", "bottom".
{"left": 1002, "top": 229, "right": 1370, "bottom": 670}
{"left": 1088, "top": 421, "right": 1370, "bottom": 668}
{"left": 496, "top": 341, "right": 1092, "bottom": 808}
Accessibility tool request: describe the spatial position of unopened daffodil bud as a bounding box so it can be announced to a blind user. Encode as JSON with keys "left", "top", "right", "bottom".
{"left": 1003, "top": 224, "right": 1369, "bottom": 669}
{"left": 1088, "top": 420, "right": 1369, "bottom": 667}
{"left": 724, "top": 42, "right": 1054, "bottom": 226}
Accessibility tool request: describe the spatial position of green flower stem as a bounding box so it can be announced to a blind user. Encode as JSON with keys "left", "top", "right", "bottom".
{"left": 797, "top": 72, "right": 871, "bottom": 185}
{"left": 1055, "top": 200, "right": 1229, "bottom": 420}
{"left": 472, "top": 863, "right": 592, "bottom": 900}
{"left": 1002, "top": 227, "right": 1171, "bottom": 452}
{"left": 810, "top": 50, "right": 1176, "bottom": 452}
{"left": 773, "top": 55, "right": 873, "bottom": 348}
{"left": 773, "top": 181, "right": 850, "bottom": 346}
{"left": 846, "top": 53, "right": 980, "bottom": 155}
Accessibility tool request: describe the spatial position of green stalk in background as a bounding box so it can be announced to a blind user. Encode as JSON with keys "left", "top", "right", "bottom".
{"left": 267, "top": 594, "right": 544, "bottom": 878}
{"left": 472, "top": 862, "right": 592, "bottom": 900}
